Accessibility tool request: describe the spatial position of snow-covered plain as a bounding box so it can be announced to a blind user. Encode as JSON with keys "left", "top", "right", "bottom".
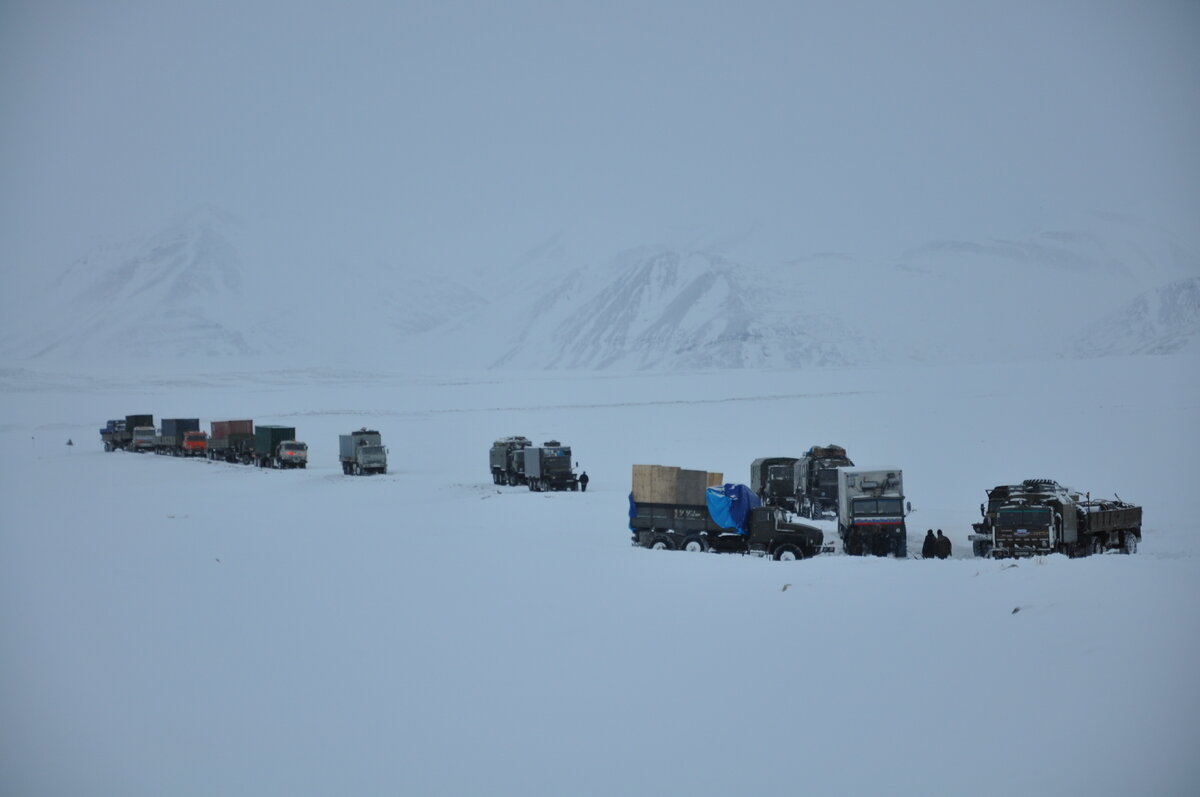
{"left": 2, "top": 354, "right": 1199, "bottom": 796}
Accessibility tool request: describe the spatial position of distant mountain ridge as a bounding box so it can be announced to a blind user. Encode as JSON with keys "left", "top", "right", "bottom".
{"left": 490, "top": 247, "right": 862, "bottom": 370}
{"left": 1073, "top": 277, "right": 1200, "bottom": 356}
{"left": 2, "top": 208, "right": 1197, "bottom": 369}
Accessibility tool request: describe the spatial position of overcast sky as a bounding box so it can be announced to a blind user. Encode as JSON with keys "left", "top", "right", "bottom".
{"left": 2, "top": 0, "right": 1198, "bottom": 274}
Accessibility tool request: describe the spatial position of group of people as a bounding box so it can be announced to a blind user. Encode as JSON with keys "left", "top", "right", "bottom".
{"left": 922, "top": 529, "right": 952, "bottom": 559}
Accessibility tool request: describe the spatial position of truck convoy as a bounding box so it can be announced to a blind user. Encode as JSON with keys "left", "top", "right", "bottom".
{"left": 524, "top": 440, "right": 578, "bottom": 491}
{"left": 490, "top": 436, "right": 531, "bottom": 485}
{"left": 750, "top": 444, "right": 854, "bottom": 518}
{"left": 971, "top": 479, "right": 1142, "bottom": 558}
{"left": 837, "top": 467, "right": 908, "bottom": 557}
{"left": 339, "top": 429, "right": 388, "bottom": 475}
{"left": 629, "top": 464, "right": 825, "bottom": 559}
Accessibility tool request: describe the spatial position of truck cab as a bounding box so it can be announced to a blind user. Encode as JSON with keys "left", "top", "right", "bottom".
{"left": 131, "top": 426, "right": 157, "bottom": 452}
{"left": 837, "top": 468, "right": 907, "bottom": 556}
{"left": 182, "top": 430, "right": 207, "bottom": 457}
{"left": 277, "top": 441, "right": 308, "bottom": 469}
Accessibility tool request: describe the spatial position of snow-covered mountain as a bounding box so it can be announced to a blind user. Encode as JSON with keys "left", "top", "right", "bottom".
{"left": 488, "top": 247, "right": 867, "bottom": 370}
{"left": 2, "top": 207, "right": 267, "bottom": 360}
{"left": 3, "top": 209, "right": 1197, "bottom": 369}
{"left": 1073, "top": 277, "right": 1200, "bottom": 356}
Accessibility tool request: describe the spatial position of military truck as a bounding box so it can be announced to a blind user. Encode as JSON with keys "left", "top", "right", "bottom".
{"left": 629, "top": 465, "right": 825, "bottom": 559}
{"left": 975, "top": 479, "right": 1142, "bottom": 559}
{"left": 155, "top": 418, "right": 203, "bottom": 456}
{"left": 797, "top": 444, "right": 854, "bottom": 518}
{"left": 207, "top": 420, "right": 256, "bottom": 464}
{"left": 254, "top": 425, "right": 308, "bottom": 469}
{"left": 523, "top": 441, "right": 578, "bottom": 491}
{"left": 490, "top": 436, "right": 531, "bottom": 485}
{"left": 750, "top": 457, "right": 802, "bottom": 512}
{"left": 339, "top": 428, "right": 387, "bottom": 475}
{"left": 836, "top": 467, "right": 907, "bottom": 557}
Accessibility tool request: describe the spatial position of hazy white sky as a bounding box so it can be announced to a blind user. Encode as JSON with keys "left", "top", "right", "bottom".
{"left": 2, "top": 0, "right": 1198, "bottom": 273}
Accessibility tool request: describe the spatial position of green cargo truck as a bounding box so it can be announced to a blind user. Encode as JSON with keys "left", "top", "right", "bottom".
{"left": 254, "top": 425, "right": 308, "bottom": 469}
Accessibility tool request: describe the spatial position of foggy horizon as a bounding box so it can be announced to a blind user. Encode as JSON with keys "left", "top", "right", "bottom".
{"left": 2, "top": 0, "right": 1199, "bottom": 279}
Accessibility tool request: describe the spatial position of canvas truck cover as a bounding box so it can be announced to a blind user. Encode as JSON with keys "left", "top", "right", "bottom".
{"left": 705, "top": 484, "right": 762, "bottom": 534}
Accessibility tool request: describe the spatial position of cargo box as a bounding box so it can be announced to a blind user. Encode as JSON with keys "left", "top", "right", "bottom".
{"left": 161, "top": 418, "right": 200, "bottom": 438}
{"left": 632, "top": 464, "right": 679, "bottom": 503}
{"left": 211, "top": 420, "right": 253, "bottom": 439}
{"left": 255, "top": 425, "right": 297, "bottom": 454}
{"left": 125, "top": 414, "right": 153, "bottom": 429}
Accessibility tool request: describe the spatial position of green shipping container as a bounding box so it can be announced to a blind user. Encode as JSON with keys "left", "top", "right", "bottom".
{"left": 255, "top": 425, "right": 297, "bottom": 455}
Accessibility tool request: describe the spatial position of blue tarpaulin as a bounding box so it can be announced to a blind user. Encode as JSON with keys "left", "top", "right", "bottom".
{"left": 706, "top": 483, "right": 761, "bottom": 535}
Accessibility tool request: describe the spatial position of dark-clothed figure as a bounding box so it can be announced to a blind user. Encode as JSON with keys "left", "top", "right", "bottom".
{"left": 936, "top": 529, "right": 951, "bottom": 559}
{"left": 579, "top": 471, "right": 589, "bottom": 492}
{"left": 922, "top": 529, "right": 937, "bottom": 559}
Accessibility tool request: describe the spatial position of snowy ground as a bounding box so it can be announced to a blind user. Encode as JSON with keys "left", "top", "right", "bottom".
{"left": 2, "top": 355, "right": 1199, "bottom": 796}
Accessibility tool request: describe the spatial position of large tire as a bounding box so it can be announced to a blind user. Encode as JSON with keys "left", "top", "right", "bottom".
{"left": 650, "top": 536, "right": 673, "bottom": 551}
{"left": 1091, "top": 536, "right": 1105, "bottom": 556}
{"left": 774, "top": 544, "right": 803, "bottom": 561}
{"left": 1122, "top": 533, "right": 1138, "bottom": 555}
{"left": 682, "top": 536, "right": 707, "bottom": 553}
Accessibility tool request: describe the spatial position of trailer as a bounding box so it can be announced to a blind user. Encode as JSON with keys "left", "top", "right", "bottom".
{"left": 99, "top": 419, "right": 127, "bottom": 452}
{"left": 207, "top": 420, "right": 255, "bottom": 464}
{"left": 490, "top": 436, "right": 531, "bottom": 485}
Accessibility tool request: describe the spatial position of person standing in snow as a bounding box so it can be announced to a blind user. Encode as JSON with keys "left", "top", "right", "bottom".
{"left": 922, "top": 529, "right": 937, "bottom": 559}
{"left": 579, "top": 471, "right": 589, "bottom": 492}
{"left": 936, "top": 529, "right": 952, "bottom": 559}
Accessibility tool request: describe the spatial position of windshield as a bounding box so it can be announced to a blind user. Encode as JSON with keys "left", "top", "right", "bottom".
{"left": 852, "top": 498, "right": 904, "bottom": 516}
{"left": 997, "top": 508, "right": 1051, "bottom": 528}
{"left": 283, "top": 443, "right": 307, "bottom": 452}
{"left": 361, "top": 445, "right": 384, "bottom": 456}
{"left": 767, "top": 465, "right": 792, "bottom": 481}
{"left": 818, "top": 469, "right": 839, "bottom": 487}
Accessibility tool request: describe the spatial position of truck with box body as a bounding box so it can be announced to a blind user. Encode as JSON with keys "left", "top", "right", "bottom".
{"left": 254, "top": 425, "right": 308, "bottom": 469}
{"left": 206, "top": 420, "right": 256, "bottom": 464}
{"left": 750, "top": 457, "right": 802, "bottom": 512}
{"left": 797, "top": 444, "right": 854, "bottom": 518}
{"left": 629, "top": 465, "right": 825, "bottom": 559}
{"left": 523, "top": 440, "right": 578, "bottom": 491}
{"left": 836, "top": 467, "right": 908, "bottom": 557}
{"left": 155, "top": 418, "right": 203, "bottom": 456}
{"left": 490, "top": 436, "right": 531, "bottom": 485}
{"left": 339, "top": 429, "right": 387, "bottom": 475}
{"left": 976, "top": 479, "right": 1142, "bottom": 558}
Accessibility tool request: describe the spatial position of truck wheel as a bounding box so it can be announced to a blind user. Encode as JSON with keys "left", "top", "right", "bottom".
{"left": 774, "top": 544, "right": 803, "bottom": 561}
{"left": 650, "top": 536, "right": 673, "bottom": 551}
{"left": 1092, "top": 536, "right": 1105, "bottom": 556}
{"left": 1122, "top": 533, "right": 1138, "bottom": 555}
{"left": 682, "top": 536, "right": 706, "bottom": 553}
